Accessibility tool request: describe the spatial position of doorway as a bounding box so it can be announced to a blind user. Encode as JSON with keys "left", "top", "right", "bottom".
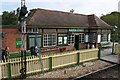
{"left": 74, "top": 35, "right": 80, "bottom": 50}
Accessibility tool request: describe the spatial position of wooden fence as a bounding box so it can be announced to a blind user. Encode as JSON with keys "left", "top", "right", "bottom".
{"left": 0, "top": 48, "right": 99, "bottom": 79}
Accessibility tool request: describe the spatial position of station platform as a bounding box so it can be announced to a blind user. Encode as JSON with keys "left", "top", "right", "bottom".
{"left": 101, "top": 48, "right": 119, "bottom": 64}
{"left": 101, "top": 54, "right": 119, "bottom": 64}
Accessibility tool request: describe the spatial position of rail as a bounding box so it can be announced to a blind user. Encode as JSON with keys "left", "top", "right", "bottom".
{"left": 75, "top": 63, "right": 118, "bottom": 79}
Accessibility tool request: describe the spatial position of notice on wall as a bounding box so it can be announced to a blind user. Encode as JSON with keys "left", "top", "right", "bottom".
{"left": 16, "top": 38, "right": 22, "bottom": 48}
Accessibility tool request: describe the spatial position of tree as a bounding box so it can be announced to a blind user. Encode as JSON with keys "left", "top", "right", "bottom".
{"left": 2, "top": 11, "right": 18, "bottom": 25}
{"left": 2, "top": 9, "right": 37, "bottom": 25}
{"left": 100, "top": 12, "right": 120, "bottom": 42}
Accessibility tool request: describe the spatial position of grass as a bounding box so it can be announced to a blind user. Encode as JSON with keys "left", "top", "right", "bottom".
{"left": 9, "top": 52, "right": 31, "bottom": 59}
{"left": 8, "top": 50, "right": 73, "bottom": 59}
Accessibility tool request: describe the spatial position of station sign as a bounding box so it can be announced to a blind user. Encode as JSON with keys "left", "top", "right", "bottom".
{"left": 68, "top": 28, "right": 84, "bottom": 32}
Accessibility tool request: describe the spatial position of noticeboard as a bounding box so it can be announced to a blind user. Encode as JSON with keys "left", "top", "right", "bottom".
{"left": 16, "top": 38, "right": 22, "bottom": 48}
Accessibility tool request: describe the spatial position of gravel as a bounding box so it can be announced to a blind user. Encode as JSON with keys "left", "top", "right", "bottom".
{"left": 28, "top": 60, "right": 112, "bottom": 79}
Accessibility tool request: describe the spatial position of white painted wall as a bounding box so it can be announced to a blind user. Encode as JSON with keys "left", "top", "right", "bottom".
{"left": 97, "top": 34, "right": 101, "bottom": 43}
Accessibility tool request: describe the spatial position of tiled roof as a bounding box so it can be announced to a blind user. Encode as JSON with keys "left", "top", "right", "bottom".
{"left": 27, "top": 8, "right": 111, "bottom": 29}
{"left": 88, "top": 14, "right": 111, "bottom": 29}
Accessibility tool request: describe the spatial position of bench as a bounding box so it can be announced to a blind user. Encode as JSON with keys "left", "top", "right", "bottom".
{"left": 101, "top": 42, "right": 112, "bottom": 48}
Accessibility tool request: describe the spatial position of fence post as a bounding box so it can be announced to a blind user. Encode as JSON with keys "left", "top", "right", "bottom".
{"left": 98, "top": 44, "right": 101, "bottom": 60}
{"left": 77, "top": 52, "right": 80, "bottom": 65}
{"left": 49, "top": 57, "right": 52, "bottom": 71}
{"left": 8, "top": 63, "right": 11, "bottom": 80}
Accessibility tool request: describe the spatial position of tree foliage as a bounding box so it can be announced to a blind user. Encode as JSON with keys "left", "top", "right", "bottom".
{"left": 100, "top": 12, "right": 120, "bottom": 42}
{"left": 2, "top": 11, "right": 18, "bottom": 25}
{"left": 2, "top": 9, "right": 37, "bottom": 25}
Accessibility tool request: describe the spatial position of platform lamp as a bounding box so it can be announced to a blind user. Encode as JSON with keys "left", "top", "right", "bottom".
{"left": 112, "top": 25, "right": 117, "bottom": 54}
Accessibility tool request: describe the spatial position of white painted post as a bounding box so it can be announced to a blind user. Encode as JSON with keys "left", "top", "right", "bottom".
{"left": 0, "top": 65, "right": 2, "bottom": 79}
{"left": 108, "top": 34, "right": 111, "bottom": 42}
{"left": 85, "top": 34, "right": 88, "bottom": 42}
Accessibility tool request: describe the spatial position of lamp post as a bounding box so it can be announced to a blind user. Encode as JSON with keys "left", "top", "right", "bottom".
{"left": 112, "top": 25, "right": 117, "bottom": 54}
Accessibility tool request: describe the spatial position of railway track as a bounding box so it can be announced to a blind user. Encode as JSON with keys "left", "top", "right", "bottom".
{"left": 75, "top": 63, "right": 119, "bottom": 80}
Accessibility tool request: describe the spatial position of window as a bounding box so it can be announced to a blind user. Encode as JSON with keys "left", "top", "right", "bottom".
{"left": 58, "top": 34, "right": 68, "bottom": 46}
{"left": 64, "top": 37, "right": 67, "bottom": 44}
{"left": 29, "top": 37, "right": 35, "bottom": 47}
{"left": 79, "top": 34, "right": 85, "bottom": 43}
{"left": 101, "top": 34, "right": 108, "bottom": 42}
{"left": 58, "top": 37, "right": 62, "bottom": 44}
{"left": 43, "top": 34, "right": 57, "bottom": 47}
{"left": 68, "top": 34, "right": 74, "bottom": 45}
{"left": 89, "top": 33, "right": 96, "bottom": 43}
{"left": 29, "top": 28, "right": 38, "bottom": 32}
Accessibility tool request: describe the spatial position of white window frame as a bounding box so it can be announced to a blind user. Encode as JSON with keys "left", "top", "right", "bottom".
{"left": 79, "top": 34, "right": 85, "bottom": 43}
{"left": 68, "top": 34, "right": 74, "bottom": 45}
{"left": 43, "top": 34, "right": 57, "bottom": 47}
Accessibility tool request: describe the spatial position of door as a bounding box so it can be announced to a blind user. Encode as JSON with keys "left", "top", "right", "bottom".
{"left": 74, "top": 35, "right": 80, "bottom": 50}
{"left": 28, "top": 35, "right": 42, "bottom": 49}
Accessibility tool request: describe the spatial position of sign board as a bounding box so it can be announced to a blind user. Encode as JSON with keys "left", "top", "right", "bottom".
{"left": 16, "top": 38, "right": 22, "bottom": 48}
{"left": 68, "top": 29, "right": 84, "bottom": 32}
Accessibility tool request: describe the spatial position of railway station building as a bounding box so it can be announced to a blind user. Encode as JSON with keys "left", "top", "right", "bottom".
{"left": 1, "top": 8, "right": 112, "bottom": 52}
{"left": 26, "top": 9, "right": 111, "bottom": 52}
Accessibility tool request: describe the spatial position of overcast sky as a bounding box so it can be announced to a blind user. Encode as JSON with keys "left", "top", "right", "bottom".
{"left": 0, "top": 0, "right": 120, "bottom": 17}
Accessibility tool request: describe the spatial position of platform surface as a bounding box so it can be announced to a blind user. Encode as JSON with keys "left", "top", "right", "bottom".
{"left": 101, "top": 48, "right": 119, "bottom": 64}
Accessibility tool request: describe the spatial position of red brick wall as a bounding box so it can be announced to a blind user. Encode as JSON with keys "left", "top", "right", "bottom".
{"left": 80, "top": 43, "right": 87, "bottom": 49}
{"left": 1, "top": 27, "right": 22, "bottom": 52}
{"left": 60, "top": 44, "right": 87, "bottom": 51}
{"left": 1, "top": 27, "right": 89, "bottom": 52}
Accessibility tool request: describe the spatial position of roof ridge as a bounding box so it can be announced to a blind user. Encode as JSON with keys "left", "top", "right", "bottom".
{"left": 36, "top": 8, "right": 86, "bottom": 16}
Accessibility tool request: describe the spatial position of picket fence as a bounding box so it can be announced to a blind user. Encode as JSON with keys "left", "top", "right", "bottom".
{"left": 0, "top": 48, "right": 99, "bottom": 79}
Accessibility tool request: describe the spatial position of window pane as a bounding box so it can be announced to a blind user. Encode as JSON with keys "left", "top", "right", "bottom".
{"left": 43, "top": 34, "right": 57, "bottom": 47}
{"left": 89, "top": 33, "right": 96, "bottom": 43}
{"left": 58, "top": 37, "right": 62, "bottom": 44}
{"left": 29, "top": 38, "right": 35, "bottom": 48}
{"left": 68, "top": 34, "right": 74, "bottom": 45}
{"left": 101, "top": 34, "right": 107, "bottom": 42}
{"left": 79, "top": 34, "right": 85, "bottom": 43}
{"left": 36, "top": 38, "right": 41, "bottom": 47}
{"left": 64, "top": 37, "right": 67, "bottom": 44}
